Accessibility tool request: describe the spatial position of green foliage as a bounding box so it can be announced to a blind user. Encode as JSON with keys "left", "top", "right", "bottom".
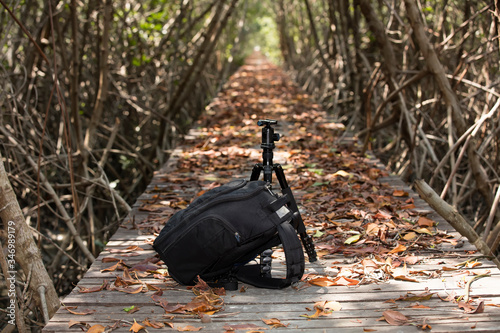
{"left": 239, "top": 0, "right": 282, "bottom": 64}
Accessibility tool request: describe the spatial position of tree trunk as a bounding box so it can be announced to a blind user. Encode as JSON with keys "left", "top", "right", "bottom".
{"left": 303, "top": 0, "right": 336, "bottom": 84}
{"left": 414, "top": 179, "right": 500, "bottom": 268}
{"left": 155, "top": 0, "right": 239, "bottom": 157}
{"left": 84, "top": 0, "right": 112, "bottom": 150}
{"left": 404, "top": 0, "right": 494, "bottom": 209}
{"left": 0, "top": 151, "right": 60, "bottom": 319}
{"left": 358, "top": 0, "right": 413, "bottom": 153}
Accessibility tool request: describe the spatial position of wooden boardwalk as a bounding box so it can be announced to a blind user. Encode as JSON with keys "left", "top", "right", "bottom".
{"left": 44, "top": 55, "right": 500, "bottom": 332}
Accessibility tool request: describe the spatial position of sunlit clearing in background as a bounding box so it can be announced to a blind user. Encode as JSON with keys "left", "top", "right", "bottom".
{"left": 243, "top": 0, "right": 282, "bottom": 64}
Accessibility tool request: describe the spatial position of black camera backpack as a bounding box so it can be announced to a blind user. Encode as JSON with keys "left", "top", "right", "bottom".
{"left": 152, "top": 179, "right": 305, "bottom": 289}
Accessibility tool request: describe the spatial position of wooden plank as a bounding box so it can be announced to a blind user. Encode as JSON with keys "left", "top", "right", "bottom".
{"left": 45, "top": 55, "right": 500, "bottom": 333}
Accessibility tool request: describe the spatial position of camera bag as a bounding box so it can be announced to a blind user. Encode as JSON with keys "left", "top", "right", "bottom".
{"left": 152, "top": 179, "right": 305, "bottom": 289}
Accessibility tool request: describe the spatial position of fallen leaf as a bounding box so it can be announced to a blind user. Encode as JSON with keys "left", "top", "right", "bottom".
{"left": 106, "top": 245, "right": 145, "bottom": 253}
{"left": 373, "top": 210, "right": 393, "bottom": 220}
{"left": 68, "top": 320, "right": 85, "bottom": 328}
{"left": 407, "top": 304, "right": 431, "bottom": 309}
{"left": 112, "top": 285, "right": 144, "bottom": 294}
{"left": 417, "top": 319, "right": 432, "bottom": 330}
{"left": 403, "top": 232, "right": 417, "bottom": 241}
{"left": 394, "top": 275, "right": 419, "bottom": 282}
{"left": 402, "top": 255, "right": 421, "bottom": 265}
{"left": 123, "top": 305, "right": 140, "bottom": 313}
{"left": 64, "top": 306, "right": 96, "bottom": 315}
{"left": 414, "top": 228, "right": 433, "bottom": 235}
{"left": 77, "top": 280, "right": 109, "bottom": 293}
{"left": 313, "top": 230, "right": 325, "bottom": 238}
{"left": 388, "top": 244, "right": 407, "bottom": 254}
{"left": 262, "top": 318, "right": 288, "bottom": 328}
{"left": 143, "top": 318, "right": 165, "bottom": 328}
{"left": 321, "top": 300, "right": 342, "bottom": 312}
{"left": 333, "top": 170, "right": 353, "bottom": 178}
{"left": 101, "top": 260, "right": 128, "bottom": 272}
{"left": 129, "top": 319, "right": 145, "bottom": 332}
{"left": 332, "top": 276, "right": 360, "bottom": 286}
{"left": 176, "top": 325, "right": 203, "bottom": 331}
{"left": 344, "top": 234, "right": 362, "bottom": 244}
{"left": 307, "top": 276, "right": 336, "bottom": 287}
{"left": 393, "top": 189, "right": 408, "bottom": 197}
{"left": 382, "top": 310, "right": 409, "bottom": 326}
{"left": 101, "top": 257, "right": 121, "bottom": 263}
{"left": 301, "top": 300, "right": 341, "bottom": 318}
{"left": 146, "top": 283, "right": 163, "bottom": 292}
{"left": 396, "top": 291, "right": 433, "bottom": 301}
{"left": 87, "top": 324, "right": 106, "bottom": 333}
{"left": 193, "top": 276, "right": 211, "bottom": 291}
{"left": 417, "top": 216, "right": 435, "bottom": 227}
{"left": 461, "top": 300, "right": 485, "bottom": 314}
{"left": 465, "top": 261, "right": 482, "bottom": 268}
{"left": 301, "top": 307, "right": 322, "bottom": 319}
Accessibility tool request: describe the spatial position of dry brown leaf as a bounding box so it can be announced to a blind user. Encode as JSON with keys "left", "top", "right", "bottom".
{"left": 307, "top": 276, "right": 336, "bottom": 287}
{"left": 262, "top": 318, "right": 288, "bottom": 328}
{"left": 403, "top": 232, "right": 417, "bottom": 241}
{"left": 101, "top": 260, "right": 128, "bottom": 272}
{"left": 393, "top": 189, "right": 408, "bottom": 197}
{"left": 87, "top": 324, "right": 106, "bottom": 333}
{"left": 396, "top": 291, "right": 433, "bottom": 302}
{"left": 388, "top": 244, "right": 407, "bottom": 255}
{"left": 106, "top": 245, "right": 145, "bottom": 253}
{"left": 113, "top": 285, "right": 144, "bottom": 294}
{"left": 382, "top": 310, "right": 409, "bottom": 326}
{"left": 321, "top": 300, "right": 342, "bottom": 312}
{"left": 332, "top": 276, "right": 360, "bottom": 286}
{"left": 68, "top": 320, "right": 85, "bottom": 328}
{"left": 417, "top": 216, "right": 435, "bottom": 227}
{"left": 176, "top": 325, "right": 203, "bottom": 331}
{"left": 402, "top": 255, "right": 421, "bottom": 265}
{"left": 146, "top": 283, "right": 162, "bottom": 292}
{"left": 301, "top": 307, "right": 322, "bottom": 319}
{"left": 460, "top": 300, "right": 485, "bottom": 314}
{"left": 393, "top": 275, "right": 419, "bottom": 282}
{"left": 142, "top": 318, "right": 165, "bottom": 328}
{"left": 407, "top": 304, "right": 431, "bottom": 309}
{"left": 64, "top": 306, "right": 96, "bottom": 315}
{"left": 129, "top": 319, "right": 145, "bottom": 332}
{"left": 302, "top": 300, "right": 341, "bottom": 318}
{"left": 77, "top": 280, "right": 108, "bottom": 293}
{"left": 101, "top": 257, "right": 121, "bottom": 263}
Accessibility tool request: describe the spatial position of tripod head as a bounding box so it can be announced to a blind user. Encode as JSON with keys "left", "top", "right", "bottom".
{"left": 258, "top": 119, "right": 280, "bottom": 150}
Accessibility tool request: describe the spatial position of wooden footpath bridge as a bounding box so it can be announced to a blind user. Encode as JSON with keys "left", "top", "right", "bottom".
{"left": 44, "top": 54, "right": 500, "bottom": 332}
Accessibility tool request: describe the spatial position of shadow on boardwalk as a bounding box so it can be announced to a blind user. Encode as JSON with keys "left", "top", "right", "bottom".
{"left": 44, "top": 53, "right": 500, "bottom": 332}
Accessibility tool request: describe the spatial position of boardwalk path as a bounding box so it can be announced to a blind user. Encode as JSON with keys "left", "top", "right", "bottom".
{"left": 44, "top": 54, "right": 500, "bottom": 332}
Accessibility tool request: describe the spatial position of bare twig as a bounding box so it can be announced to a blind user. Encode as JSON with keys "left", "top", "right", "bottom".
{"left": 414, "top": 179, "right": 500, "bottom": 269}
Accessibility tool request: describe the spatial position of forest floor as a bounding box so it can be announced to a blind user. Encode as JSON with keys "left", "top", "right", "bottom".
{"left": 44, "top": 53, "right": 500, "bottom": 332}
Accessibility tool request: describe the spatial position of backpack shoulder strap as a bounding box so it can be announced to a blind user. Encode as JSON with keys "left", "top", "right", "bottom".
{"left": 235, "top": 221, "right": 305, "bottom": 289}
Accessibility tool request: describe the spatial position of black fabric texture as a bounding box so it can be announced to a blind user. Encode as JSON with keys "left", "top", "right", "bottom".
{"left": 152, "top": 179, "right": 306, "bottom": 288}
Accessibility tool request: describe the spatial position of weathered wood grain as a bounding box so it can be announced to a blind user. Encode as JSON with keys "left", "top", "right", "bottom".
{"left": 44, "top": 56, "right": 500, "bottom": 333}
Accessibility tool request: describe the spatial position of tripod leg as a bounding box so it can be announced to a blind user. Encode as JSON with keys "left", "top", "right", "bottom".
{"left": 274, "top": 164, "right": 317, "bottom": 262}
{"left": 250, "top": 163, "right": 263, "bottom": 181}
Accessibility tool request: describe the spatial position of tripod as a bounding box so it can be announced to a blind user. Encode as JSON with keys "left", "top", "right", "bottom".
{"left": 250, "top": 120, "right": 317, "bottom": 264}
